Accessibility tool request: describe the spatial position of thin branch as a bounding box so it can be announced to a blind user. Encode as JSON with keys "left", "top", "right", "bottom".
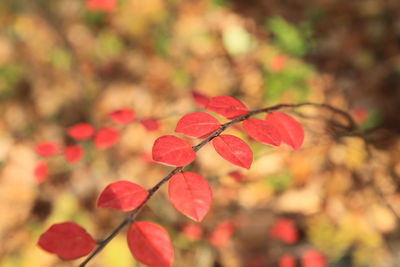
{"left": 78, "top": 102, "right": 355, "bottom": 267}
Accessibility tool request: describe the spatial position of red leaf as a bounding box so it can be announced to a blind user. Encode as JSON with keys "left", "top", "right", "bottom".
{"left": 34, "top": 161, "right": 48, "bottom": 184}
{"left": 94, "top": 127, "right": 120, "bottom": 149}
{"left": 168, "top": 172, "right": 212, "bottom": 222}
{"left": 270, "top": 54, "right": 287, "bottom": 72}
{"left": 127, "top": 221, "right": 174, "bottom": 267}
{"left": 207, "top": 220, "right": 235, "bottom": 248}
{"left": 351, "top": 107, "right": 368, "bottom": 123}
{"left": 242, "top": 118, "right": 281, "bottom": 146}
{"left": 63, "top": 145, "right": 83, "bottom": 164}
{"left": 86, "top": 0, "right": 117, "bottom": 11}
{"left": 35, "top": 142, "right": 60, "bottom": 157}
{"left": 67, "top": 123, "right": 94, "bottom": 141}
{"left": 97, "top": 180, "right": 148, "bottom": 211}
{"left": 175, "top": 112, "right": 220, "bottom": 138}
{"left": 206, "top": 96, "right": 248, "bottom": 119}
{"left": 140, "top": 118, "right": 160, "bottom": 132}
{"left": 279, "top": 254, "right": 296, "bottom": 267}
{"left": 265, "top": 112, "right": 304, "bottom": 151}
{"left": 191, "top": 91, "right": 210, "bottom": 108}
{"left": 108, "top": 108, "right": 135, "bottom": 124}
{"left": 37, "top": 222, "right": 96, "bottom": 260}
{"left": 228, "top": 170, "right": 245, "bottom": 183}
{"left": 269, "top": 218, "right": 298, "bottom": 244}
{"left": 301, "top": 249, "right": 326, "bottom": 267}
{"left": 181, "top": 223, "right": 203, "bottom": 241}
{"left": 152, "top": 135, "right": 196, "bottom": 167}
{"left": 212, "top": 134, "right": 253, "bottom": 169}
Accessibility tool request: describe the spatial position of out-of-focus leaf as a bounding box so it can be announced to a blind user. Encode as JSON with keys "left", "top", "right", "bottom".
{"left": 222, "top": 26, "right": 253, "bottom": 56}
{"left": 266, "top": 16, "right": 310, "bottom": 56}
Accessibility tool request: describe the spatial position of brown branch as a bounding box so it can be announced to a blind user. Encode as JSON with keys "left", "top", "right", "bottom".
{"left": 78, "top": 102, "right": 355, "bottom": 267}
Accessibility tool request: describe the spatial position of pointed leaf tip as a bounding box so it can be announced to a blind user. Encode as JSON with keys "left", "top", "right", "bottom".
{"left": 212, "top": 134, "right": 253, "bottom": 169}
{"left": 168, "top": 172, "right": 212, "bottom": 222}
{"left": 97, "top": 180, "right": 148, "bottom": 211}
{"left": 206, "top": 96, "right": 248, "bottom": 119}
{"left": 127, "top": 221, "right": 174, "bottom": 267}
{"left": 152, "top": 135, "right": 196, "bottom": 167}
{"left": 191, "top": 91, "right": 210, "bottom": 108}
{"left": 265, "top": 112, "right": 304, "bottom": 151}
{"left": 242, "top": 118, "right": 281, "bottom": 146}
{"left": 175, "top": 112, "right": 220, "bottom": 138}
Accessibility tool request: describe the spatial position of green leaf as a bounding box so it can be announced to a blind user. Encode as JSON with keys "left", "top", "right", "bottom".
{"left": 266, "top": 16, "right": 310, "bottom": 56}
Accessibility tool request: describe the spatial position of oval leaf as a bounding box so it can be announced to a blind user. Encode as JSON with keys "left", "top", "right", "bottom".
{"left": 37, "top": 222, "right": 96, "bottom": 260}
{"left": 64, "top": 145, "right": 83, "bottom": 164}
{"left": 140, "top": 117, "right": 160, "bottom": 132}
{"left": 34, "top": 161, "right": 48, "bottom": 184}
{"left": 108, "top": 108, "right": 135, "bottom": 124}
{"left": 212, "top": 134, "right": 253, "bottom": 169}
{"left": 301, "top": 249, "right": 326, "bottom": 267}
{"left": 152, "top": 135, "right": 196, "bottom": 167}
{"left": 269, "top": 218, "right": 298, "bottom": 244}
{"left": 206, "top": 96, "right": 248, "bottom": 119}
{"left": 127, "top": 221, "right": 174, "bottom": 267}
{"left": 175, "top": 112, "right": 220, "bottom": 138}
{"left": 242, "top": 118, "right": 281, "bottom": 146}
{"left": 35, "top": 142, "right": 60, "bottom": 157}
{"left": 86, "top": 0, "right": 117, "bottom": 11}
{"left": 181, "top": 223, "right": 203, "bottom": 241}
{"left": 191, "top": 91, "right": 210, "bottom": 108}
{"left": 279, "top": 254, "right": 296, "bottom": 267}
{"left": 67, "top": 123, "right": 94, "bottom": 141}
{"left": 97, "top": 180, "right": 148, "bottom": 211}
{"left": 168, "top": 172, "right": 212, "bottom": 222}
{"left": 265, "top": 112, "right": 304, "bottom": 151}
{"left": 94, "top": 127, "right": 120, "bottom": 149}
{"left": 207, "top": 220, "right": 235, "bottom": 248}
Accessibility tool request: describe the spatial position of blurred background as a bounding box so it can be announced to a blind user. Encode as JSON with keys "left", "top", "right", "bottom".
{"left": 0, "top": 0, "right": 400, "bottom": 266}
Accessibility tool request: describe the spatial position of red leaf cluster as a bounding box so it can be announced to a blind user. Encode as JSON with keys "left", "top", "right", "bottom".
{"left": 36, "top": 95, "right": 308, "bottom": 266}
